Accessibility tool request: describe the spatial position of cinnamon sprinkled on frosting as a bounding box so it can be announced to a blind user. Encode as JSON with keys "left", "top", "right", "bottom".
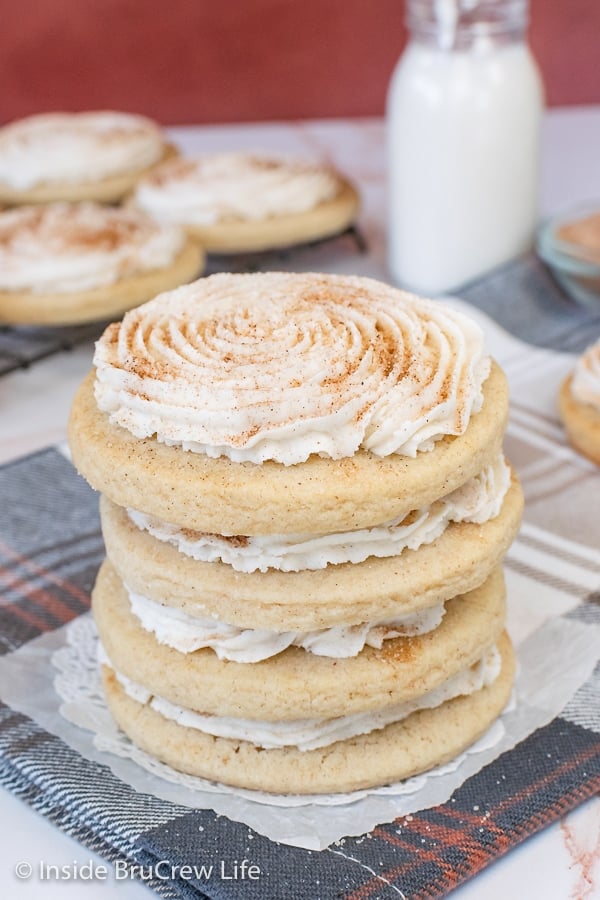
{"left": 0, "top": 111, "right": 165, "bottom": 190}
{"left": 132, "top": 152, "right": 341, "bottom": 225}
{"left": 0, "top": 204, "right": 185, "bottom": 293}
{"left": 93, "top": 272, "right": 491, "bottom": 464}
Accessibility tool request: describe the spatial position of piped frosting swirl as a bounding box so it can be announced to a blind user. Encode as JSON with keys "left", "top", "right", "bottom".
{"left": 93, "top": 272, "right": 491, "bottom": 465}
{"left": 0, "top": 204, "right": 186, "bottom": 293}
{"left": 132, "top": 152, "right": 341, "bottom": 225}
{"left": 0, "top": 111, "right": 165, "bottom": 190}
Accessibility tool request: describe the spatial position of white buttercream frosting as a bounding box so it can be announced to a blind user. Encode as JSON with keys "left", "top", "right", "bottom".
{"left": 571, "top": 338, "right": 600, "bottom": 411}
{"left": 127, "top": 454, "right": 510, "bottom": 572}
{"left": 0, "top": 111, "right": 165, "bottom": 190}
{"left": 132, "top": 152, "right": 340, "bottom": 225}
{"left": 127, "top": 588, "right": 446, "bottom": 661}
{"left": 0, "top": 204, "right": 185, "bottom": 293}
{"left": 103, "top": 644, "right": 502, "bottom": 750}
{"left": 93, "top": 272, "right": 491, "bottom": 464}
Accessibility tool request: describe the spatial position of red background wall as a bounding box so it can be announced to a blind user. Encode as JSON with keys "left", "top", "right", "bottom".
{"left": 2, "top": 0, "right": 599, "bottom": 126}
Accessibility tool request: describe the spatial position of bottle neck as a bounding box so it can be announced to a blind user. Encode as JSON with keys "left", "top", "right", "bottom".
{"left": 406, "top": 0, "right": 529, "bottom": 50}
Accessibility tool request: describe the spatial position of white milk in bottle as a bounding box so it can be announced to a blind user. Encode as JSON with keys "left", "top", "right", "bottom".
{"left": 387, "top": 0, "right": 544, "bottom": 295}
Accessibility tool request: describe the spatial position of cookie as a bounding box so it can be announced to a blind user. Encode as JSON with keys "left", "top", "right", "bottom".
{"left": 68, "top": 270, "right": 519, "bottom": 795}
{"left": 100, "top": 473, "right": 523, "bottom": 631}
{"left": 93, "top": 559, "right": 506, "bottom": 720}
{"left": 559, "top": 373, "right": 600, "bottom": 466}
{"left": 101, "top": 630, "right": 514, "bottom": 794}
{"left": 0, "top": 111, "right": 176, "bottom": 205}
{"left": 71, "top": 360, "right": 506, "bottom": 533}
{"left": 130, "top": 153, "right": 359, "bottom": 253}
{"left": 68, "top": 273, "right": 508, "bottom": 533}
{"left": 0, "top": 204, "right": 203, "bottom": 326}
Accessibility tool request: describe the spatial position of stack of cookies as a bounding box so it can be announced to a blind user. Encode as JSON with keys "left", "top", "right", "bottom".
{"left": 68, "top": 272, "right": 523, "bottom": 794}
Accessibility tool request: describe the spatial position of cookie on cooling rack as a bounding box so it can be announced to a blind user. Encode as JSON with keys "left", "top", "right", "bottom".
{"left": 0, "top": 111, "right": 176, "bottom": 205}
{"left": 129, "top": 153, "right": 360, "bottom": 253}
{"left": 0, "top": 203, "right": 203, "bottom": 326}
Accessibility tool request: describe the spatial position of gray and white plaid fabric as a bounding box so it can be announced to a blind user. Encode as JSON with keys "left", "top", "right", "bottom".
{"left": 461, "top": 254, "right": 600, "bottom": 353}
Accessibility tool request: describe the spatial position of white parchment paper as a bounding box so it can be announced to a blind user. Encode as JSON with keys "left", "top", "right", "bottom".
{"left": 0, "top": 599, "right": 597, "bottom": 850}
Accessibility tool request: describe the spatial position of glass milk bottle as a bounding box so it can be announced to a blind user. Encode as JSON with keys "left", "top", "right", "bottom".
{"left": 387, "top": 0, "right": 544, "bottom": 295}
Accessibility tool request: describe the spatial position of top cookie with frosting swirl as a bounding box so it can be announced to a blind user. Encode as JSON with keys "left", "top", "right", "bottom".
{"left": 129, "top": 153, "right": 359, "bottom": 253}
{"left": 94, "top": 272, "right": 491, "bottom": 466}
{"left": 132, "top": 153, "right": 342, "bottom": 225}
{"left": 0, "top": 111, "right": 172, "bottom": 205}
{"left": 71, "top": 273, "right": 507, "bottom": 532}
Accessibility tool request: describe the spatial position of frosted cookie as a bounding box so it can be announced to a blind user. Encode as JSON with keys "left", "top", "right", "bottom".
{"left": 93, "top": 559, "right": 506, "bottom": 720}
{"left": 101, "top": 630, "right": 514, "bottom": 794}
{"left": 559, "top": 338, "right": 600, "bottom": 465}
{"left": 0, "top": 111, "right": 175, "bottom": 205}
{"left": 129, "top": 152, "right": 359, "bottom": 252}
{"left": 100, "top": 468, "right": 523, "bottom": 632}
{"left": 0, "top": 204, "right": 203, "bottom": 326}
{"left": 69, "top": 272, "right": 509, "bottom": 534}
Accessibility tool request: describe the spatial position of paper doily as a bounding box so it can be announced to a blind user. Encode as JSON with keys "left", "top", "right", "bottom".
{"left": 52, "top": 615, "right": 507, "bottom": 809}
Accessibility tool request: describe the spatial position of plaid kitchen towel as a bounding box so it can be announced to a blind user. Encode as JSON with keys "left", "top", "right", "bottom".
{"left": 1, "top": 253, "right": 600, "bottom": 898}
{"left": 461, "top": 254, "right": 600, "bottom": 353}
{"left": 0, "top": 447, "right": 599, "bottom": 900}
{"left": 1, "top": 397, "right": 600, "bottom": 898}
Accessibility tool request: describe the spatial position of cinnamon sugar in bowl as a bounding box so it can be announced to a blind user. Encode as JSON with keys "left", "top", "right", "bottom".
{"left": 537, "top": 204, "right": 600, "bottom": 307}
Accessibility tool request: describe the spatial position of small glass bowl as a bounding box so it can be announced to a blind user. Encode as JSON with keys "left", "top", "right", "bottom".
{"left": 537, "top": 203, "right": 600, "bottom": 307}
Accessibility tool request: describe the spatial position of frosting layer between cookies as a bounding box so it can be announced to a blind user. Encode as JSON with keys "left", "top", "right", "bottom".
{"left": 0, "top": 112, "right": 165, "bottom": 189}
{"left": 0, "top": 204, "right": 186, "bottom": 293}
{"left": 133, "top": 152, "right": 340, "bottom": 225}
{"left": 102, "top": 645, "right": 502, "bottom": 750}
{"left": 127, "top": 588, "right": 445, "bottom": 661}
{"left": 571, "top": 338, "right": 600, "bottom": 410}
{"left": 127, "top": 453, "right": 510, "bottom": 571}
{"left": 94, "top": 272, "right": 491, "bottom": 464}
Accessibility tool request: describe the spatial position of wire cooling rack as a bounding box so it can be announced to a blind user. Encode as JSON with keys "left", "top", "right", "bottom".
{"left": 0, "top": 321, "right": 109, "bottom": 377}
{"left": 204, "top": 223, "right": 368, "bottom": 274}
